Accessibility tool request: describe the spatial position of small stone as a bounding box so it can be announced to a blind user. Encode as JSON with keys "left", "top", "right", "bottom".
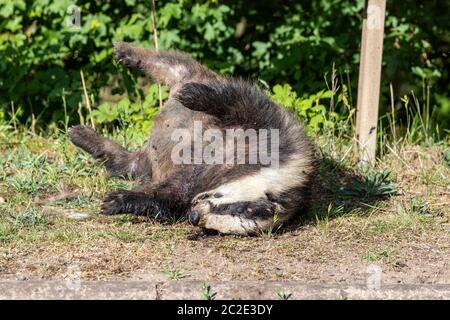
{"left": 0, "top": 197, "right": 5, "bottom": 203}
{"left": 15, "top": 273, "right": 27, "bottom": 281}
{"left": 64, "top": 210, "right": 90, "bottom": 220}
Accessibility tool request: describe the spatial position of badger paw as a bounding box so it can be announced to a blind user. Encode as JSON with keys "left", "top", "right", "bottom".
{"left": 114, "top": 42, "right": 142, "bottom": 69}
{"left": 68, "top": 125, "right": 97, "bottom": 148}
{"left": 191, "top": 191, "right": 224, "bottom": 206}
{"left": 101, "top": 189, "right": 131, "bottom": 215}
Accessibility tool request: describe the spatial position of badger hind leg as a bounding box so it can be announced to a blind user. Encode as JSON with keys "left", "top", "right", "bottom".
{"left": 114, "top": 41, "right": 218, "bottom": 91}
{"left": 68, "top": 125, "right": 151, "bottom": 179}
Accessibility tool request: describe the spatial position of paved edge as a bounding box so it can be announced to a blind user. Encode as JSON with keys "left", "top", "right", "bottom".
{"left": 0, "top": 280, "right": 448, "bottom": 300}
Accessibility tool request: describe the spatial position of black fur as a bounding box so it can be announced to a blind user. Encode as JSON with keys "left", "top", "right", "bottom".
{"left": 211, "top": 200, "right": 276, "bottom": 218}
{"left": 101, "top": 189, "right": 172, "bottom": 219}
{"left": 69, "top": 42, "right": 318, "bottom": 235}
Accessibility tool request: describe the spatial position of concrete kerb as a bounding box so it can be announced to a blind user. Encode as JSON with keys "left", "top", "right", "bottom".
{"left": 1, "top": 280, "right": 448, "bottom": 300}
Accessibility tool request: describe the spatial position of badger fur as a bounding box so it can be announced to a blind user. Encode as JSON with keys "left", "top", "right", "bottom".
{"left": 69, "top": 42, "right": 317, "bottom": 236}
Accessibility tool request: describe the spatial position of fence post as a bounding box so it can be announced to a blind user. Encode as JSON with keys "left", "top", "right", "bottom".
{"left": 355, "top": 0, "right": 387, "bottom": 163}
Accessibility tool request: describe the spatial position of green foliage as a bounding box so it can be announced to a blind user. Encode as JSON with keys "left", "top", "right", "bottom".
{"left": 0, "top": 0, "right": 448, "bottom": 134}
{"left": 201, "top": 282, "right": 217, "bottom": 300}
{"left": 163, "top": 266, "right": 186, "bottom": 280}
{"left": 276, "top": 290, "right": 292, "bottom": 300}
{"left": 91, "top": 84, "right": 167, "bottom": 144}
{"left": 363, "top": 247, "right": 395, "bottom": 262}
{"left": 407, "top": 199, "right": 432, "bottom": 216}
{"left": 444, "top": 149, "right": 450, "bottom": 167}
{"left": 271, "top": 83, "right": 348, "bottom": 134}
{"left": 7, "top": 208, "right": 49, "bottom": 229}
{"left": 342, "top": 168, "right": 398, "bottom": 199}
{"left": 315, "top": 203, "right": 345, "bottom": 237}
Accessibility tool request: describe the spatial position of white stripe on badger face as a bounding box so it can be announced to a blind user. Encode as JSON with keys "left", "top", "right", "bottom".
{"left": 194, "top": 199, "right": 289, "bottom": 235}
{"left": 199, "top": 154, "right": 314, "bottom": 206}
{"left": 203, "top": 214, "right": 258, "bottom": 235}
{"left": 202, "top": 213, "right": 280, "bottom": 236}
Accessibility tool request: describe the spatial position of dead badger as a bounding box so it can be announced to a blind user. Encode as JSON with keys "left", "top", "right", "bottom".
{"left": 69, "top": 42, "right": 317, "bottom": 236}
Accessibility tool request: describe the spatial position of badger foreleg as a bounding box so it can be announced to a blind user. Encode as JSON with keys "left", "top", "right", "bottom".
{"left": 101, "top": 171, "right": 194, "bottom": 220}
{"left": 101, "top": 189, "right": 173, "bottom": 220}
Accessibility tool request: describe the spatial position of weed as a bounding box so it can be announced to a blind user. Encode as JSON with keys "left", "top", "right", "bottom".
{"left": 276, "top": 290, "right": 292, "bottom": 300}
{"left": 315, "top": 204, "right": 344, "bottom": 237}
{"left": 163, "top": 267, "right": 186, "bottom": 280}
{"left": 363, "top": 247, "right": 395, "bottom": 262}
{"left": 7, "top": 208, "right": 49, "bottom": 229}
{"left": 201, "top": 282, "right": 217, "bottom": 300}
{"left": 0, "top": 222, "right": 18, "bottom": 243}
{"left": 407, "top": 199, "right": 432, "bottom": 216}
{"left": 443, "top": 148, "right": 450, "bottom": 167}
{"left": 260, "top": 211, "right": 282, "bottom": 238}
{"left": 342, "top": 167, "right": 397, "bottom": 199}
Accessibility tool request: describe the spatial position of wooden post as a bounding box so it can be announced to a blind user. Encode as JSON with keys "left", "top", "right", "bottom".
{"left": 355, "top": 0, "right": 386, "bottom": 163}
{"left": 151, "top": 0, "right": 163, "bottom": 109}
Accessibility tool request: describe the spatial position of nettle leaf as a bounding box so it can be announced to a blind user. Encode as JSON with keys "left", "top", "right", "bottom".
{"left": 0, "top": 0, "right": 25, "bottom": 17}
{"left": 159, "top": 3, "right": 182, "bottom": 27}
{"left": 311, "top": 104, "right": 326, "bottom": 114}
{"left": 191, "top": 3, "right": 208, "bottom": 21}
{"left": 298, "top": 98, "right": 314, "bottom": 112}
{"left": 5, "top": 16, "right": 22, "bottom": 32}
{"left": 271, "top": 84, "right": 296, "bottom": 108}
{"left": 129, "top": 103, "right": 142, "bottom": 114}
{"left": 217, "top": 4, "right": 230, "bottom": 14}
{"left": 124, "top": 0, "right": 136, "bottom": 6}
{"left": 92, "top": 103, "right": 119, "bottom": 123}
{"left": 204, "top": 23, "right": 215, "bottom": 41}
{"left": 159, "top": 29, "right": 181, "bottom": 49}
{"left": 117, "top": 97, "right": 131, "bottom": 113}
{"left": 252, "top": 41, "right": 270, "bottom": 58}
{"left": 411, "top": 66, "right": 426, "bottom": 79}
{"left": 47, "top": 0, "right": 71, "bottom": 15}
{"left": 319, "top": 90, "right": 333, "bottom": 99}
{"left": 0, "top": 2, "right": 13, "bottom": 17}
{"left": 309, "top": 114, "right": 324, "bottom": 128}
{"left": 92, "top": 48, "right": 110, "bottom": 64}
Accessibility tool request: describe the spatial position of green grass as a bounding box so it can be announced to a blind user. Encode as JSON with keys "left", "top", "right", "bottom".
{"left": 0, "top": 96, "right": 448, "bottom": 281}
{"left": 276, "top": 290, "right": 293, "bottom": 300}
{"left": 314, "top": 204, "right": 345, "bottom": 238}
{"left": 201, "top": 282, "right": 217, "bottom": 300}
{"left": 8, "top": 208, "right": 49, "bottom": 229}
{"left": 341, "top": 168, "right": 398, "bottom": 199}
{"left": 163, "top": 266, "right": 187, "bottom": 280}
{"left": 363, "top": 247, "right": 396, "bottom": 262}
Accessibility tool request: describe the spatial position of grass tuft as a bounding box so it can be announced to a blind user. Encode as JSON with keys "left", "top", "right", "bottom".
{"left": 341, "top": 167, "right": 397, "bottom": 199}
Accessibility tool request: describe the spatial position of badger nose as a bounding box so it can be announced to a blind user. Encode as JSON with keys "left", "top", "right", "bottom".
{"left": 188, "top": 210, "right": 200, "bottom": 226}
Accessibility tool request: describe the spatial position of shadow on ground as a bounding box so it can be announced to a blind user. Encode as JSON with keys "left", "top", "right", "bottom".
{"left": 177, "top": 154, "right": 399, "bottom": 239}
{"left": 107, "top": 153, "right": 398, "bottom": 238}
{"left": 284, "top": 154, "right": 398, "bottom": 233}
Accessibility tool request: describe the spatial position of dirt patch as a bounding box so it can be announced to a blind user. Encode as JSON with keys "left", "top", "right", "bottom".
{"left": 0, "top": 140, "right": 449, "bottom": 287}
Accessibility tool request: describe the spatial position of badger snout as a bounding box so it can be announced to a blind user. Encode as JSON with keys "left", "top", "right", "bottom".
{"left": 188, "top": 210, "right": 200, "bottom": 225}
{"left": 189, "top": 196, "right": 212, "bottom": 227}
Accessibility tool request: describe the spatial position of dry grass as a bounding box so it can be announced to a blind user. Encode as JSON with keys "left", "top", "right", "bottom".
{"left": 0, "top": 133, "right": 448, "bottom": 285}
